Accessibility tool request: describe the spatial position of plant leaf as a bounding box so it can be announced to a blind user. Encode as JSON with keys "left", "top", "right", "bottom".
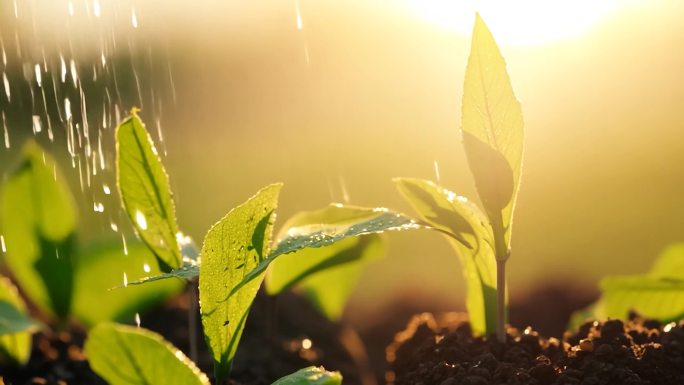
{"left": 0, "top": 140, "right": 76, "bottom": 319}
{"left": 462, "top": 14, "right": 524, "bottom": 256}
{"left": 0, "top": 276, "right": 35, "bottom": 365}
{"left": 394, "top": 177, "right": 497, "bottom": 336}
{"left": 72, "top": 241, "right": 184, "bottom": 327}
{"left": 230, "top": 207, "right": 419, "bottom": 303}
{"left": 600, "top": 276, "right": 684, "bottom": 322}
{"left": 648, "top": 243, "right": 684, "bottom": 279}
{"left": 271, "top": 366, "right": 343, "bottom": 385}
{"left": 266, "top": 205, "right": 388, "bottom": 320}
{"left": 116, "top": 112, "right": 181, "bottom": 271}
{"left": 199, "top": 183, "right": 282, "bottom": 382}
{"left": 85, "top": 322, "right": 210, "bottom": 385}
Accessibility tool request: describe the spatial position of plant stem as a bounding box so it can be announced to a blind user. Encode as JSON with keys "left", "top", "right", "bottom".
{"left": 188, "top": 279, "right": 199, "bottom": 362}
{"left": 496, "top": 259, "right": 506, "bottom": 343}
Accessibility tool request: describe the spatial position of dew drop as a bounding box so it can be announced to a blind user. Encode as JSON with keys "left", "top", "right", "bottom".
{"left": 135, "top": 210, "right": 148, "bottom": 230}
{"left": 143, "top": 263, "right": 151, "bottom": 273}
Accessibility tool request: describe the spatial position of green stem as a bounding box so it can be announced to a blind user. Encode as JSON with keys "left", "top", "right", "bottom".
{"left": 491, "top": 211, "right": 508, "bottom": 343}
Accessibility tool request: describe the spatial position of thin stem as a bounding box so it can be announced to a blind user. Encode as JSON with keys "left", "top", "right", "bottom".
{"left": 188, "top": 279, "right": 199, "bottom": 362}
{"left": 496, "top": 260, "right": 506, "bottom": 343}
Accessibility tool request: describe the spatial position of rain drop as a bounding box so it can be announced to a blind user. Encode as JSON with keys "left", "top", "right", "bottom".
{"left": 103, "top": 184, "right": 111, "bottom": 195}
{"left": 0, "top": 235, "right": 6, "bottom": 253}
{"left": 131, "top": 8, "right": 139, "bottom": 28}
{"left": 135, "top": 313, "right": 141, "bottom": 327}
{"left": 3, "top": 72, "right": 10, "bottom": 101}
{"left": 123, "top": 272, "right": 128, "bottom": 287}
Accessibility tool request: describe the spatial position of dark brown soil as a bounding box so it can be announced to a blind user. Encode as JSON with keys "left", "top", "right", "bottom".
{"left": 388, "top": 313, "right": 684, "bottom": 385}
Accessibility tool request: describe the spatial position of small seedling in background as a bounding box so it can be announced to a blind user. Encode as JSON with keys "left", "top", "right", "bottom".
{"left": 396, "top": 14, "right": 524, "bottom": 342}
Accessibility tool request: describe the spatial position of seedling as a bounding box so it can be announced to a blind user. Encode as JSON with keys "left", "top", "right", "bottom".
{"left": 116, "top": 112, "right": 421, "bottom": 382}
{"left": 395, "top": 15, "right": 524, "bottom": 342}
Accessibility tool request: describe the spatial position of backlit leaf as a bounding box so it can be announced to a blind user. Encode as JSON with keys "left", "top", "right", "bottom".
{"left": 199, "top": 184, "right": 282, "bottom": 382}
{"left": 85, "top": 322, "right": 209, "bottom": 385}
{"left": 462, "top": 14, "right": 524, "bottom": 256}
{"left": 0, "top": 141, "right": 76, "bottom": 319}
{"left": 72, "top": 241, "right": 183, "bottom": 327}
{"left": 266, "top": 205, "right": 388, "bottom": 320}
{"left": 395, "top": 177, "right": 497, "bottom": 336}
{"left": 116, "top": 112, "right": 181, "bottom": 271}
{"left": 271, "top": 366, "right": 343, "bottom": 385}
{"left": 0, "top": 276, "right": 34, "bottom": 365}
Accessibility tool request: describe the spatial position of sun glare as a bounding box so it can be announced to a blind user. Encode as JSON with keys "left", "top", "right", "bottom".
{"left": 404, "top": 0, "right": 622, "bottom": 47}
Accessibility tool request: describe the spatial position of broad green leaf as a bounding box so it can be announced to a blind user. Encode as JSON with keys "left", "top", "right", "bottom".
{"left": 72, "top": 241, "right": 184, "bottom": 327}
{"left": 569, "top": 243, "right": 684, "bottom": 328}
{"left": 231, "top": 208, "right": 419, "bottom": 303}
{"left": 116, "top": 112, "right": 181, "bottom": 271}
{"left": 0, "top": 141, "right": 76, "bottom": 319}
{"left": 85, "top": 322, "right": 210, "bottom": 385}
{"left": 199, "top": 183, "right": 282, "bottom": 382}
{"left": 0, "top": 276, "right": 34, "bottom": 365}
{"left": 462, "top": 14, "right": 524, "bottom": 257}
{"left": 266, "top": 205, "right": 388, "bottom": 320}
{"left": 600, "top": 276, "right": 684, "bottom": 322}
{"left": 395, "top": 177, "right": 497, "bottom": 336}
{"left": 272, "top": 366, "right": 343, "bottom": 385}
{"left": 648, "top": 243, "right": 684, "bottom": 279}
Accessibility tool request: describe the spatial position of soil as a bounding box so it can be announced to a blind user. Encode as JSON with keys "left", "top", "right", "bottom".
{"left": 388, "top": 313, "right": 684, "bottom": 385}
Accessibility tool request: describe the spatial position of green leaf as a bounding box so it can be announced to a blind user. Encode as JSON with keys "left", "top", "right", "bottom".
{"left": 462, "top": 14, "right": 524, "bottom": 257}
{"left": 0, "top": 140, "right": 76, "bottom": 319}
{"left": 199, "top": 183, "right": 282, "bottom": 382}
{"left": 116, "top": 112, "right": 181, "bottom": 271}
{"left": 266, "top": 205, "right": 388, "bottom": 320}
{"left": 231, "top": 207, "right": 419, "bottom": 304}
{"left": 600, "top": 276, "right": 684, "bottom": 322}
{"left": 0, "top": 276, "right": 34, "bottom": 365}
{"left": 394, "top": 177, "right": 497, "bottom": 336}
{"left": 72, "top": 241, "right": 184, "bottom": 327}
{"left": 85, "top": 322, "right": 210, "bottom": 385}
{"left": 272, "top": 366, "right": 343, "bottom": 385}
{"left": 648, "top": 243, "right": 684, "bottom": 279}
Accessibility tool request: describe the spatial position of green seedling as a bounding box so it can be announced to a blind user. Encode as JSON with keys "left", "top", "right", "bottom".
{"left": 116, "top": 113, "right": 420, "bottom": 382}
{"left": 569, "top": 243, "right": 684, "bottom": 330}
{"left": 272, "top": 366, "right": 343, "bottom": 385}
{"left": 0, "top": 276, "right": 40, "bottom": 365}
{"left": 0, "top": 140, "right": 182, "bottom": 364}
{"left": 395, "top": 14, "right": 524, "bottom": 342}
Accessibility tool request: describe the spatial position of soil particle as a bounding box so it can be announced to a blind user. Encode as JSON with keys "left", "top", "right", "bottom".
{"left": 388, "top": 313, "right": 684, "bottom": 385}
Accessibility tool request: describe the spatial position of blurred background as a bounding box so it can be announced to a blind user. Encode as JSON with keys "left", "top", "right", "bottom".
{"left": 0, "top": 0, "right": 683, "bottom": 327}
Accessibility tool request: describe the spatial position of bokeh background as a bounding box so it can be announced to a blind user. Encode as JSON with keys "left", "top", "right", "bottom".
{"left": 1, "top": 0, "right": 683, "bottom": 326}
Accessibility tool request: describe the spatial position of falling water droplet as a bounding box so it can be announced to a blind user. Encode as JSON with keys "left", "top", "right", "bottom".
{"left": 0, "top": 235, "right": 6, "bottom": 253}
{"left": 434, "top": 160, "right": 441, "bottom": 184}
{"left": 135, "top": 210, "right": 148, "bottom": 230}
{"left": 93, "top": 202, "right": 104, "bottom": 213}
{"left": 34, "top": 64, "right": 42, "bottom": 87}
{"left": 32, "top": 115, "right": 42, "bottom": 134}
{"left": 295, "top": 0, "right": 303, "bottom": 30}
{"left": 3, "top": 72, "right": 10, "bottom": 101}
{"left": 67, "top": 0, "right": 74, "bottom": 16}
{"left": 123, "top": 272, "right": 128, "bottom": 287}
{"left": 110, "top": 221, "right": 118, "bottom": 232}
{"left": 131, "top": 8, "right": 138, "bottom": 28}
{"left": 122, "top": 233, "right": 128, "bottom": 255}
{"left": 70, "top": 59, "right": 78, "bottom": 88}
{"left": 60, "top": 55, "right": 67, "bottom": 83}
{"left": 2, "top": 111, "right": 9, "bottom": 149}
{"left": 93, "top": 0, "right": 101, "bottom": 18}
{"left": 103, "top": 184, "right": 111, "bottom": 195}
{"left": 338, "top": 175, "right": 350, "bottom": 203}
{"left": 135, "top": 313, "right": 141, "bottom": 327}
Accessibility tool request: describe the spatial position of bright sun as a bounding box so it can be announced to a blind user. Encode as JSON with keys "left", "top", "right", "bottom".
{"left": 404, "top": 0, "right": 622, "bottom": 47}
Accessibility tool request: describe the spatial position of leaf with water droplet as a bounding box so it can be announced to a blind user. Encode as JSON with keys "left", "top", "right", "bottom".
{"left": 0, "top": 276, "right": 37, "bottom": 365}
{"left": 266, "top": 205, "right": 389, "bottom": 321}
{"left": 0, "top": 141, "right": 76, "bottom": 320}
{"left": 271, "top": 366, "right": 342, "bottom": 385}
{"left": 85, "top": 322, "right": 210, "bottom": 385}
{"left": 199, "top": 184, "right": 282, "bottom": 382}
{"left": 116, "top": 112, "right": 181, "bottom": 271}
{"left": 462, "top": 14, "right": 524, "bottom": 258}
{"left": 230, "top": 207, "right": 420, "bottom": 304}
{"left": 394, "top": 177, "right": 497, "bottom": 336}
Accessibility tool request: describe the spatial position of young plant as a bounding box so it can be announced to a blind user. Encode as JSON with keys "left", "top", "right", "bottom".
{"left": 570, "top": 242, "right": 684, "bottom": 329}
{"left": 0, "top": 276, "right": 41, "bottom": 365}
{"left": 117, "top": 113, "right": 421, "bottom": 382}
{"left": 396, "top": 14, "right": 524, "bottom": 342}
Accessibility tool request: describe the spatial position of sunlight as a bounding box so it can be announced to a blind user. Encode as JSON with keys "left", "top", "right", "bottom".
{"left": 404, "top": 0, "right": 622, "bottom": 47}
